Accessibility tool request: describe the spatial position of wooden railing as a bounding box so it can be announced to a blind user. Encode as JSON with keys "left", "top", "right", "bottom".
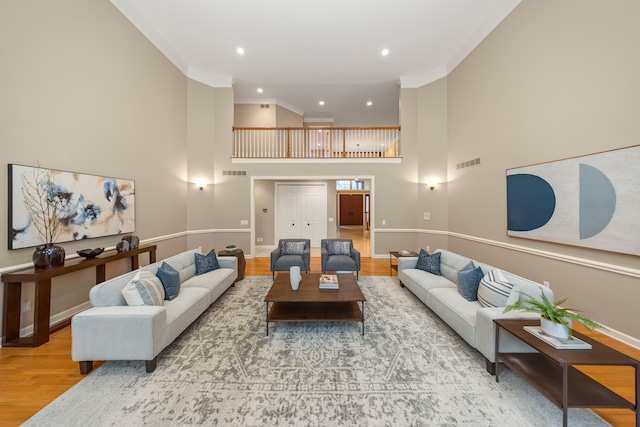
{"left": 232, "top": 127, "right": 401, "bottom": 159}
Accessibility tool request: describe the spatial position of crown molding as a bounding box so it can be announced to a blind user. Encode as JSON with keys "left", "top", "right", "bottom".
{"left": 109, "top": 0, "right": 188, "bottom": 74}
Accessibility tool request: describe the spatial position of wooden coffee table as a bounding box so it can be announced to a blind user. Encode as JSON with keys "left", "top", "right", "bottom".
{"left": 495, "top": 319, "right": 639, "bottom": 427}
{"left": 264, "top": 273, "right": 366, "bottom": 336}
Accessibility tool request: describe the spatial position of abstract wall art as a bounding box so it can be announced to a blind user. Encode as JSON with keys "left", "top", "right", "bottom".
{"left": 8, "top": 164, "right": 135, "bottom": 250}
{"left": 506, "top": 145, "right": 640, "bottom": 256}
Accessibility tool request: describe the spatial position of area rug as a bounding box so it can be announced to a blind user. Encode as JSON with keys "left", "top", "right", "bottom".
{"left": 23, "top": 276, "right": 609, "bottom": 426}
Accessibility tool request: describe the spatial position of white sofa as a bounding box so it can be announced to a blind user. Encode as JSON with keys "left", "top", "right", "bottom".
{"left": 398, "top": 249, "right": 553, "bottom": 373}
{"left": 71, "top": 247, "right": 237, "bottom": 374}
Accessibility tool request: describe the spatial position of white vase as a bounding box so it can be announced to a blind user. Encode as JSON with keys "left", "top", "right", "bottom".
{"left": 540, "top": 317, "right": 571, "bottom": 339}
{"left": 290, "top": 266, "right": 301, "bottom": 290}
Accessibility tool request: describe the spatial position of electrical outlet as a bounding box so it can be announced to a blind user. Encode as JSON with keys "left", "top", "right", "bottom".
{"left": 21, "top": 301, "right": 32, "bottom": 313}
{"left": 543, "top": 280, "right": 550, "bottom": 288}
{"left": 257, "top": 237, "right": 263, "bottom": 242}
{"left": 426, "top": 245, "right": 430, "bottom": 252}
{"left": 240, "top": 220, "right": 248, "bottom": 225}
{"left": 382, "top": 220, "right": 386, "bottom": 225}
{"left": 423, "top": 212, "right": 431, "bottom": 220}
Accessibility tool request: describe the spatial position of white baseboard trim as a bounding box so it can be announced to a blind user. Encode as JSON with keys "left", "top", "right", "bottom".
{"left": 16, "top": 301, "right": 91, "bottom": 341}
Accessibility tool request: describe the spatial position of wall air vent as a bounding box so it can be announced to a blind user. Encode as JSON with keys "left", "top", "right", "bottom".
{"left": 260, "top": 104, "right": 270, "bottom": 109}
{"left": 456, "top": 157, "right": 481, "bottom": 170}
{"left": 222, "top": 170, "right": 247, "bottom": 176}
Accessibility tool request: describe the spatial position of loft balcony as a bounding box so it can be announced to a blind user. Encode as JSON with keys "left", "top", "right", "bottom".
{"left": 231, "top": 127, "right": 401, "bottom": 162}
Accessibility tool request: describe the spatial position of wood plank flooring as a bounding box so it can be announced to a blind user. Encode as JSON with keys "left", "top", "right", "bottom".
{"left": 1, "top": 231, "right": 638, "bottom": 426}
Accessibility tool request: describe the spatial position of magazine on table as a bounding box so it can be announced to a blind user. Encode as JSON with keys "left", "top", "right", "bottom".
{"left": 319, "top": 274, "right": 339, "bottom": 289}
{"left": 523, "top": 326, "right": 592, "bottom": 349}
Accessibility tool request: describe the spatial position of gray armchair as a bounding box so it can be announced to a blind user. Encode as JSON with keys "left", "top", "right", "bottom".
{"left": 270, "top": 239, "right": 311, "bottom": 279}
{"left": 321, "top": 239, "right": 361, "bottom": 279}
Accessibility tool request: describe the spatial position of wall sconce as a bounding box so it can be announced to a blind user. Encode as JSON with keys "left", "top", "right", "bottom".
{"left": 426, "top": 180, "right": 438, "bottom": 191}
{"left": 194, "top": 179, "right": 207, "bottom": 191}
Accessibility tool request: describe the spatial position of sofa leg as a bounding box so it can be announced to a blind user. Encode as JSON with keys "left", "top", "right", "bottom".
{"left": 145, "top": 357, "right": 158, "bottom": 373}
{"left": 399, "top": 281, "right": 405, "bottom": 288}
{"left": 79, "top": 361, "right": 93, "bottom": 374}
{"left": 486, "top": 359, "right": 496, "bottom": 375}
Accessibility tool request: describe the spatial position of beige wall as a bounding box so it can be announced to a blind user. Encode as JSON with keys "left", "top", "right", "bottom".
{"left": 0, "top": 1, "right": 189, "bottom": 331}
{"left": 233, "top": 104, "right": 275, "bottom": 127}
{"left": 445, "top": 0, "right": 640, "bottom": 339}
{"left": 275, "top": 105, "right": 303, "bottom": 127}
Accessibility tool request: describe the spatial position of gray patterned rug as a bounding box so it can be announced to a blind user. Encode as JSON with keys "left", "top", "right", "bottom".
{"left": 24, "top": 276, "right": 609, "bottom": 426}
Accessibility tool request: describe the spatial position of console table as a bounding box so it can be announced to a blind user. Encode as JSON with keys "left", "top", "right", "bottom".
{"left": 494, "top": 318, "right": 638, "bottom": 427}
{"left": 2, "top": 245, "right": 157, "bottom": 347}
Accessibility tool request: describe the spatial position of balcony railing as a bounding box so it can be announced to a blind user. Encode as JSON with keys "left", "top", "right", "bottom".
{"left": 232, "top": 127, "right": 401, "bottom": 159}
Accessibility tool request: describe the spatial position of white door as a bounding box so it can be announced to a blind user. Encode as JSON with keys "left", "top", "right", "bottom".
{"left": 276, "top": 183, "right": 327, "bottom": 246}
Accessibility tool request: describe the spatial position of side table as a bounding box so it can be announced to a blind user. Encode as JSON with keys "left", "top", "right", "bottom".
{"left": 389, "top": 250, "right": 419, "bottom": 276}
{"left": 218, "top": 248, "right": 245, "bottom": 282}
{"left": 494, "top": 319, "right": 638, "bottom": 427}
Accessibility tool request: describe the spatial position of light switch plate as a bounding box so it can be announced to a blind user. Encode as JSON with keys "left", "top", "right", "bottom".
{"left": 424, "top": 212, "right": 431, "bottom": 220}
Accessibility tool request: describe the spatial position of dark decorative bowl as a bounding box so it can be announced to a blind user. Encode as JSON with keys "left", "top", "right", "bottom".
{"left": 77, "top": 248, "right": 105, "bottom": 258}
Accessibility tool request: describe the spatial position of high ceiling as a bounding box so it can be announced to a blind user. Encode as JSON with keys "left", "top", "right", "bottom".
{"left": 110, "top": 0, "right": 520, "bottom": 126}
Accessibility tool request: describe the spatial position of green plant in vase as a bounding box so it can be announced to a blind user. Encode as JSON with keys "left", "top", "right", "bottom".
{"left": 503, "top": 291, "right": 605, "bottom": 339}
{"left": 225, "top": 244, "right": 237, "bottom": 252}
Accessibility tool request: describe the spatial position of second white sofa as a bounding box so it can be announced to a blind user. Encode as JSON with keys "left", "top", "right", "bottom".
{"left": 398, "top": 249, "right": 553, "bottom": 373}
{"left": 71, "top": 247, "right": 237, "bottom": 374}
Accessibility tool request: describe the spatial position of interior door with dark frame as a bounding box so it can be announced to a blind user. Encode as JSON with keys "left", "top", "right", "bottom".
{"left": 339, "top": 194, "right": 364, "bottom": 226}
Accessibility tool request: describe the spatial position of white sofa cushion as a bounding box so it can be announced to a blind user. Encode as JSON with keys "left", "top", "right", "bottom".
{"left": 164, "top": 287, "right": 211, "bottom": 345}
{"left": 427, "top": 287, "right": 481, "bottom": 347}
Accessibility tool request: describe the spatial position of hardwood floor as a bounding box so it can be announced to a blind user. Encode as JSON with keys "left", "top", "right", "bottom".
{"left": 1, "top": 232, "right": 638, "bottom": 426}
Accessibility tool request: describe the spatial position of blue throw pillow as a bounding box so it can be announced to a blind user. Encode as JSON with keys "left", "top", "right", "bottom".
{"left": 415, "top": 250, "right": 441, "bottom": 275}
{"left": 156, "top": 261, "right": 181, "bottom": 301}
{"left": 195, "top": 249, "right": 220, "bottom": 275}
{"left": 457, "top": 265, "right": 484, "bottom": 301}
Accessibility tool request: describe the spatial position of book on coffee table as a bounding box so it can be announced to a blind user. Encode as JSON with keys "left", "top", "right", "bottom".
{"left": 319, "top": 274, "right": 339, "bottom": 289}
{"left": 524, "top": 326, "right": 592, "bottom": 349}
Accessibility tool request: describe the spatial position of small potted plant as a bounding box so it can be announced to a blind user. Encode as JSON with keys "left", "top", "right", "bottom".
{"left": 225, "top": 244, "right": 237, "bottom": 252}
{"left": 503, "top": 291, "right": 605, "bottom": 339}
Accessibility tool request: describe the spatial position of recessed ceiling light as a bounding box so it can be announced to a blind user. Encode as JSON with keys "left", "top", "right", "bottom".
{"left": 367, "top": 101, "right": 373, "bottom": 106}
{"left": 319, "top": 101, "right": 325, "bottom": 106}
{"left": 381, "top": 48, "right": 389, "bottom": 56}
{"left": 257, "top": 88, "right": 263, "bottom": 93}
{"left": 236, "top": 47, "right": 245, "bottom": 55}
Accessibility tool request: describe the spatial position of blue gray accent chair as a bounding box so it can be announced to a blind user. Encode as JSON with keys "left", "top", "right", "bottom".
{"left": 270, "top": 239, "right": 311, "bottom": 279}
{"left": 320, "top": 238, "right": 361, "bottom": 279}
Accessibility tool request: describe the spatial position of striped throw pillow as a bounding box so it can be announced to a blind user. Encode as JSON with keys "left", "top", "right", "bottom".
{"left": 477, "top": 269, "right": 514, "bottom": 308}
{"left": 122, "top": 270, "right": 165, "bottom": 306}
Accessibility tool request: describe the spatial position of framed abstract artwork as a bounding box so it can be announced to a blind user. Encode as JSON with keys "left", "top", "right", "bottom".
{"left": 506, "top": 145, "right": 640, "bottom": 256}
{"left": 8, "top": 164, "right": 135, "bottom": 250}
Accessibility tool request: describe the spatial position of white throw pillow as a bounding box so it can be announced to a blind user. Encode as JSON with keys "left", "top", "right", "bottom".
{"left": 477, "top": 269, "right": 514, "bottom": 308}
{"left": 122, "top": 270, "right": 165, "bottom": 306}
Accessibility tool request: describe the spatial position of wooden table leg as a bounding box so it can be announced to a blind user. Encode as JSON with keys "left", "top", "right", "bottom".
{"left": 3, "top": 281, "right": 22, "bottom": 344}
{"left": 562, "top": 360, "right": 568, "bottom": 427}
{"left": 33, "top": 279, "right": 52, "bottom": 346}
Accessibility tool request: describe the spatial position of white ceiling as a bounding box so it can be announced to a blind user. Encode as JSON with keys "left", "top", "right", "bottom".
{"left": 110, "top": 0, "right": 520, "bottom": 126}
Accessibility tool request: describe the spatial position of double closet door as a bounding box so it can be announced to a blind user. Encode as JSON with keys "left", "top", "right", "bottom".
{"left": 276, "top": 183, "right": 327, "bottom": 247}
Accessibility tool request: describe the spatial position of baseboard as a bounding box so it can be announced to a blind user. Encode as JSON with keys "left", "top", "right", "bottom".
{"left": 12, "top": 301, "right": 92, "bottom": 341}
